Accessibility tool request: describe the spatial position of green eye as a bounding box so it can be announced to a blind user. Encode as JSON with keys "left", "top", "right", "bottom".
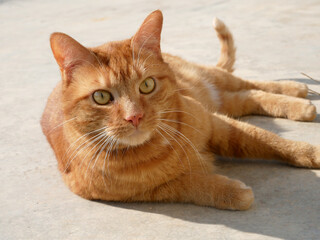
{"left": 92, "top": 90, "right": 113, "bottom": 105}
{"left": 139, "top": 77, "right": 155, "bottom": 94}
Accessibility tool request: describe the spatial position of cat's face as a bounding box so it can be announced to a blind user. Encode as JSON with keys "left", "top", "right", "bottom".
{"left": 51, "top": 11, "right": 176, "bottom": 146}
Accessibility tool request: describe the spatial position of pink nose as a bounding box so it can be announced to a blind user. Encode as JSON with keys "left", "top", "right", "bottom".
{"left": 125, "top": 113, "right": 143, "bottom": 127}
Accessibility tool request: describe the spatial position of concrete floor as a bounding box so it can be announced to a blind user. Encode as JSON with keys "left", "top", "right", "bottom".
{"left": 1, "top": 0, "right": 320, "bottom": 239}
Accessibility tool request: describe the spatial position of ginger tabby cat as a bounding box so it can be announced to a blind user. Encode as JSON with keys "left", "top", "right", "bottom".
{"left": 41, "top": 10, "right": 319, "bottom": 210}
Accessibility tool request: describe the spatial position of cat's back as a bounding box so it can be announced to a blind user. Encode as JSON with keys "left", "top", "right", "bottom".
{"left": 163, "top": 53, "right": 220, "bottom": 112}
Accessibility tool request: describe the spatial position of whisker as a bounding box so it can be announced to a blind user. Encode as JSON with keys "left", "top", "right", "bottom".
{"left": 62, "top": 126, "right": 108, "bottom": 163}
{"left": 160, "top": 122, "right": 207, "bottom": 175}
{"left": 48, "top": 117, "right": 77, "bottom": 134}
{"left": 90, "top": 51, "right": 105, "bottom": 71}
{"left": 156, "top": 129, "right": 184, "bottom": 168}
{"left": 141, "top": 52, "right": 154, "bottom": 70}
{"left": 79, "top": 134, "right": 110, "bottom": 170}
{"left": 64, "top": 131, "right": 106, "bottom": 173}
{"left": 91, "top": 135, "right": 114, "bottom": 171}
{"left": 85, "top": 135, "right": 110, "bottom": 178}
{"left": 158, "top": 124, "right": 191, "bottom": 175}
{"left": 159, "top": 109, "right": 198, "bottom": 121}
{"left": 102, "top": 137, "right": 118, "bottom": 190}
{"left": 158, "top": 118, "right": 203, "bottom": 135}
{"left": 136, "top": 30, "right": 157, "bottom": 68}
{"left": 89, "top": 136, "right": 115, "bottom": 188}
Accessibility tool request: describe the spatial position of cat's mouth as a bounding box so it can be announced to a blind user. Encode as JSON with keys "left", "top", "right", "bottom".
{"left": 118, "top": 128, "right": 152, "bottom": 146}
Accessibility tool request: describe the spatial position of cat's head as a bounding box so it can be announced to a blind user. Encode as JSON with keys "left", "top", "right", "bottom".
{"left": 50, "top": 10, "right": 177, "bottom": 147}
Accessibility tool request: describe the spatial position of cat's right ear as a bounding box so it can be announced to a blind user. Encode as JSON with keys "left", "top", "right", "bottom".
{"left": 50, "top": 32, "right": 95, "bottom": 83}
{"left": 131, "top": 10, "right": 163, "bottom": 58}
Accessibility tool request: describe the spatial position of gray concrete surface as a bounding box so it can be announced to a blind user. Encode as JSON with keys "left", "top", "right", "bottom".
{"left": 1, "top": 0, "right": 320, "bottom": 239}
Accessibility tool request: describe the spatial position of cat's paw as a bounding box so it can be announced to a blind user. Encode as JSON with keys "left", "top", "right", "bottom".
{"left": 287, "top": 100, "right": 316, "bottom": 122}
{"left": 217, "top": 178, "right": 254, "bottom": 211}
{"left": 231, "top": 181, "right": 254, "bottom": 211}
{"left": 280, "top": 81, "right": 308, "bottom": 98}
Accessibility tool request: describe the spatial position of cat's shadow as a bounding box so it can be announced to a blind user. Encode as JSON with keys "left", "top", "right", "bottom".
{"left": 97, "top": 160, "right": 320, "bottom": 239}
{"left": 96, "top": 112, "right": 320, "bottom": 239}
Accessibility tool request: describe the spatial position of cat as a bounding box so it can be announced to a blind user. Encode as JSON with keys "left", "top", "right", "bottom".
{"left": 41, "top": 10, "right": 319, "bottom": 210}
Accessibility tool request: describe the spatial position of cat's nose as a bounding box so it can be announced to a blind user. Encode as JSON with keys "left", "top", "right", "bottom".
{"left": 125, "top": 113, "right": 144, "bottom": 127}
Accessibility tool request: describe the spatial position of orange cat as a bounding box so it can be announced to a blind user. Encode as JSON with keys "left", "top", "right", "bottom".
{"left": 41, "top": 10, "right": 319, "bottom": 210}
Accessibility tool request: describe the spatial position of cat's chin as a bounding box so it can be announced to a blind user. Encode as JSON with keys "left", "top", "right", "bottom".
{"left": 118, "top": 129, "right": 152, "bottom": 147}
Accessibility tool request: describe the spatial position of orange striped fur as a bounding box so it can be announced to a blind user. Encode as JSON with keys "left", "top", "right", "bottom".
{"left": 41, "top": 10, "right": 319, "bottom": 210}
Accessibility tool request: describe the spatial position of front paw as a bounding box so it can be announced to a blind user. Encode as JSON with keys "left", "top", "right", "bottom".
{"left": 214, "top": 177, "right": 254, "bottom": 211}
{"left": 231, "top": 181, "right": 255, "bottom": 211}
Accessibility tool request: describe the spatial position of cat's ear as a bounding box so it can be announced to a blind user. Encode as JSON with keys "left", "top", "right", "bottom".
{"left": 50, "top": 32, "right": 95, "bottom": 81}
{"left": 131, "top": 10, "right": 163, "bottom": 58}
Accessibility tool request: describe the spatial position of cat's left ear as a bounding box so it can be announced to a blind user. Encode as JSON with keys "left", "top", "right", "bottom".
{"left": 131, "top": 10, "right": 163, "bottom": 58}
{"left": 50, "top": 32, "right": 96, "bottom": 84}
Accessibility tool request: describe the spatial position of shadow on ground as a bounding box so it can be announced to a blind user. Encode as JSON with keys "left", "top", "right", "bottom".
{"left": 99, "top": 160, "right": 320, "bottom": 239}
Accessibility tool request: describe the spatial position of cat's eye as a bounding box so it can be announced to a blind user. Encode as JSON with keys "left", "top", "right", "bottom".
{"left": 139, "top": 77, "right": 155, "bottom": 94}
{"left": 92, "top": 90, "right": 113, "bottom": 105}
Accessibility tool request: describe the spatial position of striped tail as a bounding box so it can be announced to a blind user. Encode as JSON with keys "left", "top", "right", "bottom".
{"left": 213, "top": 18, "right": 236, "bottom": 73}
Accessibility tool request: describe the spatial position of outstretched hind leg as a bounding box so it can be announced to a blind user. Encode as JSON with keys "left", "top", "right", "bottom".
{"left": 205, "top": 67, "right": 309, "bottom": 98}
{"left": 217, "top": 89, "right": 316, "bottom": 121}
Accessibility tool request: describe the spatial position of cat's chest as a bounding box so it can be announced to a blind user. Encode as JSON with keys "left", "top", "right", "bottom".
{"left": 175, "top": 75, "right": 220, "bottom": 112}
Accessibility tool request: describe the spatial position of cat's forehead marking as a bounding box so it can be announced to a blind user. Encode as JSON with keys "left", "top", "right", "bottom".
{"left": 93, "top": 40, "right": 147, "bottom": 90}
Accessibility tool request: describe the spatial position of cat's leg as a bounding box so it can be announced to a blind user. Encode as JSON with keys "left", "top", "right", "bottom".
{"left": 217, "top": 90, "right": 316, "bottom": 121}
{"left": 207, "top": 67, "right": 308, "bottom": 98}
{"left": 130, "top": 173, "right": 254, "bottom": 210}
{"left": 209, "top": 113, "right": 320, "bottom": 168}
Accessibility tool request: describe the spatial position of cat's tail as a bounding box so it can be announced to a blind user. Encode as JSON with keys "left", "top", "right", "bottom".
{"left": 213, "top": 18, "right": 236, "bottom": 73}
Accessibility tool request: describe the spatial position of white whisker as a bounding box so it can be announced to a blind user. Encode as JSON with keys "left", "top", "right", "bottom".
{"left": 158, "top": 118, "right": 203, "bottom": 135}
{"left": 102, "top": 137, "right": 118, "bottom": 190}
{"left": 79, "top": 134, "right": 110, "bottom": 170}
{"left": 160, "top": 122, "right": 207, "bottom": 175}
{"left": 62, "top": 126, "right": 108, "bottom": 163}
{"left": 136, "top": 30, "right": 157, "bottom": 68}
{"left": 159, "top": 109, "right": 198, "bottom": 121}
{"left": 48, "top": 117, "right": 77, "bottom": 134}
{"left": 141, "top": 52, "right": 154, "bottom": 70}
{"left": 158, "top": 124, "right": 191, "bottom": 175}
{"left": 89, "top": 136, "right": 115, "bottom": 188}
{"left": 156, "top": 129, "right": 184, "bottom": 168}
{"left": 85, "top": 135, "right": 110, "bottom": 177}
{"left": 64, "top": 131, "right": 106, "bottom": 173}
